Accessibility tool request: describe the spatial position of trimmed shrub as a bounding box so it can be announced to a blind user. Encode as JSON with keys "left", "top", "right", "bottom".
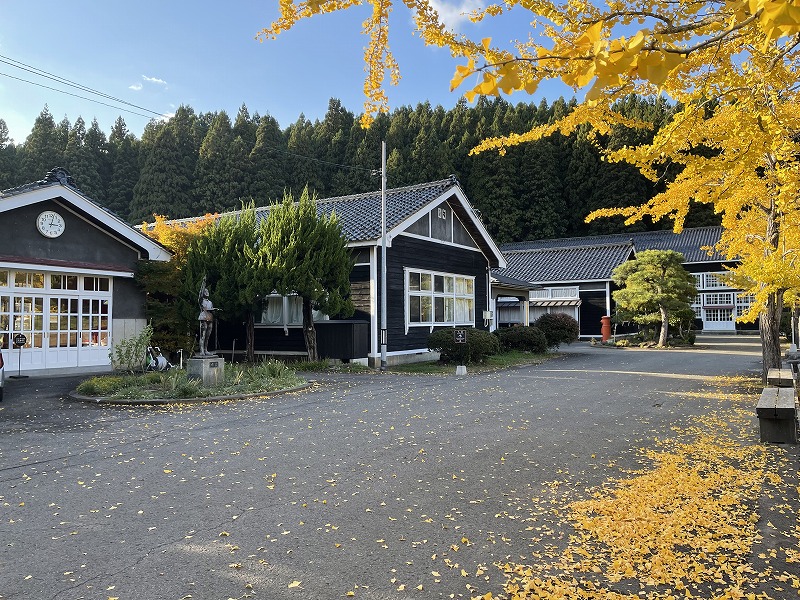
{"left": 533, "top": 313, "right": 580, "bottom": 348}
{"left": 428, "top": 328, "right": 500, "bottom": 364}
{"left": 497, "top": 326, "right": 548, "bottom": 353}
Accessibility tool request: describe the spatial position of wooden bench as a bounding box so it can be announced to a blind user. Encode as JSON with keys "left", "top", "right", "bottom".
{"left": 756, "top": 387, "right": 798, "bottom": 444}
{"left": 766, "top": 368, "right": 794, "bottom": 387}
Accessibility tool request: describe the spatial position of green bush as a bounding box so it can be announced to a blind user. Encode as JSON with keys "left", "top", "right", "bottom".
{"left": 496, "top": 326, "right": 548, "bottom": 353}
{"left": 109, "top": 324, "right": 153, "bottom": 373}
{"left": 428, "top": 328, "right": 500, "bottom": 364}
{"left": 533, "top": 313, "right": 580, "bottom": 348}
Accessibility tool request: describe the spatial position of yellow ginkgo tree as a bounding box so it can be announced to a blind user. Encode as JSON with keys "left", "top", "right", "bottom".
{"left": 259, "top": 0, "right": 800, "bottom": 374}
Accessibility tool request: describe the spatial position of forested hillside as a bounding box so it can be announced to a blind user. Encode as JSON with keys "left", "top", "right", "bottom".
{"left": 0, "top": 95, "right": 718, "bottom": 243}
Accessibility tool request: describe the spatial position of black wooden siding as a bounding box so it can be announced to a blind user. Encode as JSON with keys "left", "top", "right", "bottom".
{"left": 383, "top": 235, "right": 490, "bottom": 353}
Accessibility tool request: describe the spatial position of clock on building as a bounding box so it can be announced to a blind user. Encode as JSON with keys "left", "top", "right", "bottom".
{"left": 36, "top": 210, "right": 66, "bottom": 238}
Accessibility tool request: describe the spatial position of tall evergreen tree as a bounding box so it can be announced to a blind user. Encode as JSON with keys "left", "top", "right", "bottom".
{"left": 0, "top": 120, "right": 19, "bottom": 190}
{"left": 131, "top": 106, "right": 199, "bottom": 220}
{"left": 107, "top": 117, "right": 140, "bottom": 220}
{"left": 20, "top": 106, "right": 63, "bottom": 182}
{"left": 63, "top": 117, "right": 105, "bottom": 202}
{"left": 195, "top": 111, "right": 235, "bottom": 213}
{"left": 250, "top": 114, "right": 289, "bottom": 204}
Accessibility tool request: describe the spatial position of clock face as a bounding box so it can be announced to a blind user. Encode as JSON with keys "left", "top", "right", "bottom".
{"left": 36, "top": 211, "right": 66, "bottom": 238}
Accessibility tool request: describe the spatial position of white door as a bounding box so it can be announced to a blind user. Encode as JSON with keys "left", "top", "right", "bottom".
{"left": 46, "top": 296, "right": 80, "bottom": 368}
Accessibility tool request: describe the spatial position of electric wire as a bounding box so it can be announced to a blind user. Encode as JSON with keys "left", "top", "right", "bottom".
{"left": 0, "top": 54, "right": 168, "bottom": 119}
{"left": 0, "top": 71, "right": 157, "bottom": 120}
{"left": 1, "top": 54, "right": 375, "bottom": 175}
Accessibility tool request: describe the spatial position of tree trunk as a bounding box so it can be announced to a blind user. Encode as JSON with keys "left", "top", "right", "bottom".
{"left": 759, "top": 289, "right": 783, "bottom": 381}
{"left": 658, "top": 305, "right": 669, "bottom": 347}
{"left": 301, "top": 297, "right": 318, "bottom": 362}
{"left": 246, "top": 311, "right": 255, "bottom": 364}
{"left": 759, "top": 205, "right": 783, "bottom": 381}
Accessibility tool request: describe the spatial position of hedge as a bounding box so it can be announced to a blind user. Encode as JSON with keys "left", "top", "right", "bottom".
{"left": 428, "top": 328, "right": 500, "bottom": 364}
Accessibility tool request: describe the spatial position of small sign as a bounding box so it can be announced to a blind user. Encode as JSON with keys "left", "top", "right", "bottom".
{"left": 454, "top": 329, "right": 467, "bottom": 344}
{"left": 209, "top": 361, "right": 219, "bottom": 368}
{"left": 13, "top": 333, "right": 27, "bottom": 347}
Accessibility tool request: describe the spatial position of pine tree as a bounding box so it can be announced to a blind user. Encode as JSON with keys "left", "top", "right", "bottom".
{"left": 612, "top": 250, "right": 697, "bottom": 347}
{"left": 264, "top": 189, "right": 354, "bottom": 361}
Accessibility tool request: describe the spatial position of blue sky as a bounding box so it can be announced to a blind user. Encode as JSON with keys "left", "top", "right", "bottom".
{"left": 0, "top": 1, "right": 574, "bottom": 144}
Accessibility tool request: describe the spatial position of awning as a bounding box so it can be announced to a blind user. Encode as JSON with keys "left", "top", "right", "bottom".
{"left": 529, "top": 299, "right": 582, "bottom": 307}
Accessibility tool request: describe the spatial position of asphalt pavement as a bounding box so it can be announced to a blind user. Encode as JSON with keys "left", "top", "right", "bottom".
{"left": 0, "top": 335, "right": 797, "bottom": 600}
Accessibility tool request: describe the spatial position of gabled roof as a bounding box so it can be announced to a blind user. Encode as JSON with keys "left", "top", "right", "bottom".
{"left": 498, "top": 242, "right": 635, "bottom": 284}
{"left": 263, "top": 177, "right": 505, "bottom": 267}
{"left": 168, "top": 177, "right": 505, "bottom": 268}
{"left": 501, "top": 226, "right": 724, "bottom": 264}
{"left": 1, "top": 167, "right": 171, "bottom": 262}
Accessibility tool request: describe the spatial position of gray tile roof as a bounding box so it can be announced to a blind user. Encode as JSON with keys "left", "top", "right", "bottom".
{"left": 162, "top": 179, "right": 458, "bottom": 240}
{"left": 161, "top": 177, "right": 504, "bottom": 267}
{"left": 499, "top": 242, "right": 635, "bottom": 283}
{"left": 253, "top": 178, "right": 459, "bottom": 242}
{"left": 500, "top": 226, "right": 724, "bottom": 263}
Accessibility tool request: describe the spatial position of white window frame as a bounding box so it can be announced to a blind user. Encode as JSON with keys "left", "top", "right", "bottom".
{"left": 256, "top": 294, "right": 329, "bottom": 330}
{"left": 405, "top": 268, "right": 475, "bottom": 331}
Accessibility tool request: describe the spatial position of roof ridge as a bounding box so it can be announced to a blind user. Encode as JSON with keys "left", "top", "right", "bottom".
{"left": 504, "top": 241, "right": 634, "bottom": 254}
{"left": 316, "top": 178, "right": 457, "bottom": 204}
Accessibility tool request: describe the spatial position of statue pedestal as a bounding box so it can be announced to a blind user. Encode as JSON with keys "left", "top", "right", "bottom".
{"left": 187, "top": 356, "right": 225, "bottom": 387}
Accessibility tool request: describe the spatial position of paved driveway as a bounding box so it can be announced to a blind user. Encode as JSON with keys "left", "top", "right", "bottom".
{"left": 0, "top": 335, "right": 795, "bottom": 599}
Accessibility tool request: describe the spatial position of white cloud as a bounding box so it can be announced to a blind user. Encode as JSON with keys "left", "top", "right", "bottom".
{"left": 428, "top": 0, "right": 482, "bottom": 32}
{"left": 129, "top": 83, "right": 143, "bottom": 91}
{"left": 142, "top": 75, "right": 167, "bottom": 86}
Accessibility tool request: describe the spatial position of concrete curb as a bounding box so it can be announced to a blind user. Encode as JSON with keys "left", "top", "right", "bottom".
{"left": 66, "top": 380, "right": 315, "bottom": 406}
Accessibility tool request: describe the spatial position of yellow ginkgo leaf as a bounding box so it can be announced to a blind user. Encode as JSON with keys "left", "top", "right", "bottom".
{"left": 288, "top": 580, "right": 302, "bottom": 589}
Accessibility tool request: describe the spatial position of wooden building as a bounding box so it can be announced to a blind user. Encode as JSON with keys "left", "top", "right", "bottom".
{"left": 207, "top": 178, "right": 507, "bottom": 366}
{"left": 0, "top": 168, "right": 170, "bottom": 376}
{"left": 494, "top": 227, "right": 755, "bottom": 338}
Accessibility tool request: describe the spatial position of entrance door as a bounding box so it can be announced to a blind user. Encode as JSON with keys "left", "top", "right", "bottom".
{"left": 79, "top": 297, "right": 111, "bottom": 366}
{"left": 46, "top": 296, "right": 80, "bottom": 368}
{"left": 12, "top": 295, "right": 46, "bottom": 369}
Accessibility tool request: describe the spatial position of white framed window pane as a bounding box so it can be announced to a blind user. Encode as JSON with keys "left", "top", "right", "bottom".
{"left": 410, "top": 296, "right": 421, "bottom": 322}
{"left": 434, "top": 297, "right": 445, "bottom": 322}
{"left": 409, "top": 272, "right": 421, "bottom": 292}
{"left": 444, "top": 276, "right": 454, "bottom": 293}
{"left": 434, "top": 275, "right": 445, "bottom": 293}
{"left": 421, "top": 296, "right": 432, "bottom": 322}
{"left": 445, "top": 298, "right": 454, "bottom": 322}
{"left": 420, "top": 273, "right": 432, "bottom": 291}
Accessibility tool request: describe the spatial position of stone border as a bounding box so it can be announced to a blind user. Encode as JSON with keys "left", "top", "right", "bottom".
{"left": 67, "top": 381, "right": 314, "bottom": 406}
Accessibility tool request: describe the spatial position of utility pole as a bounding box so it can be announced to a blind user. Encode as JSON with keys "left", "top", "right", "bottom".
{"left": 380, "top": 141, "right": 388, "bottom": 371}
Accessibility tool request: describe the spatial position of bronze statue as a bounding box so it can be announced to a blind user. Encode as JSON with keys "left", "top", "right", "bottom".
{"left": 197, "top": 276, "right": 217, "bottom": 357}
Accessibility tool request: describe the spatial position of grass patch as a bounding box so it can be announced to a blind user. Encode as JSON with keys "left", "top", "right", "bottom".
{"left": 293, "top": 360, "right": 373, "bottom": 374}
{"left": 76, "top": 360, "right": 305, "bottom": 400}
{"left": 388, "top": 350, "right": 552, "bottom": 374}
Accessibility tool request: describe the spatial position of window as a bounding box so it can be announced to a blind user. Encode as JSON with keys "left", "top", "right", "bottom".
{"left": 14, "top": 272, "right": 44, "bottom": 289}
{"left": 705, "top": 308, "right": 733, "bottom": 322}
{"left": 407, "top": 269, "right": 474, "bottom": 326}
{"left": 84, "top": 276, "right": 110, "bottom": 292}
{"left": 257, "top": 295, "right": 328, "bottom": 326}
{"left": 704, "top": 273, "right": 728, "bottom": 289}
{"left": 51, "top": 274, "right": 78, "bottom": 290}
{"left": 704, "top": 292, "right": 734, "bottom": 306}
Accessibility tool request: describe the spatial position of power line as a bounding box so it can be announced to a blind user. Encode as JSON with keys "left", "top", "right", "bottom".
{"left": 0, "top": 55, "right": 375, "bottom": 175}
{"left": 0, "top": 71, "right": 158, "bottom": 120}
{"left": 0, "top": 53, "right": 169, "bottom": 119}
